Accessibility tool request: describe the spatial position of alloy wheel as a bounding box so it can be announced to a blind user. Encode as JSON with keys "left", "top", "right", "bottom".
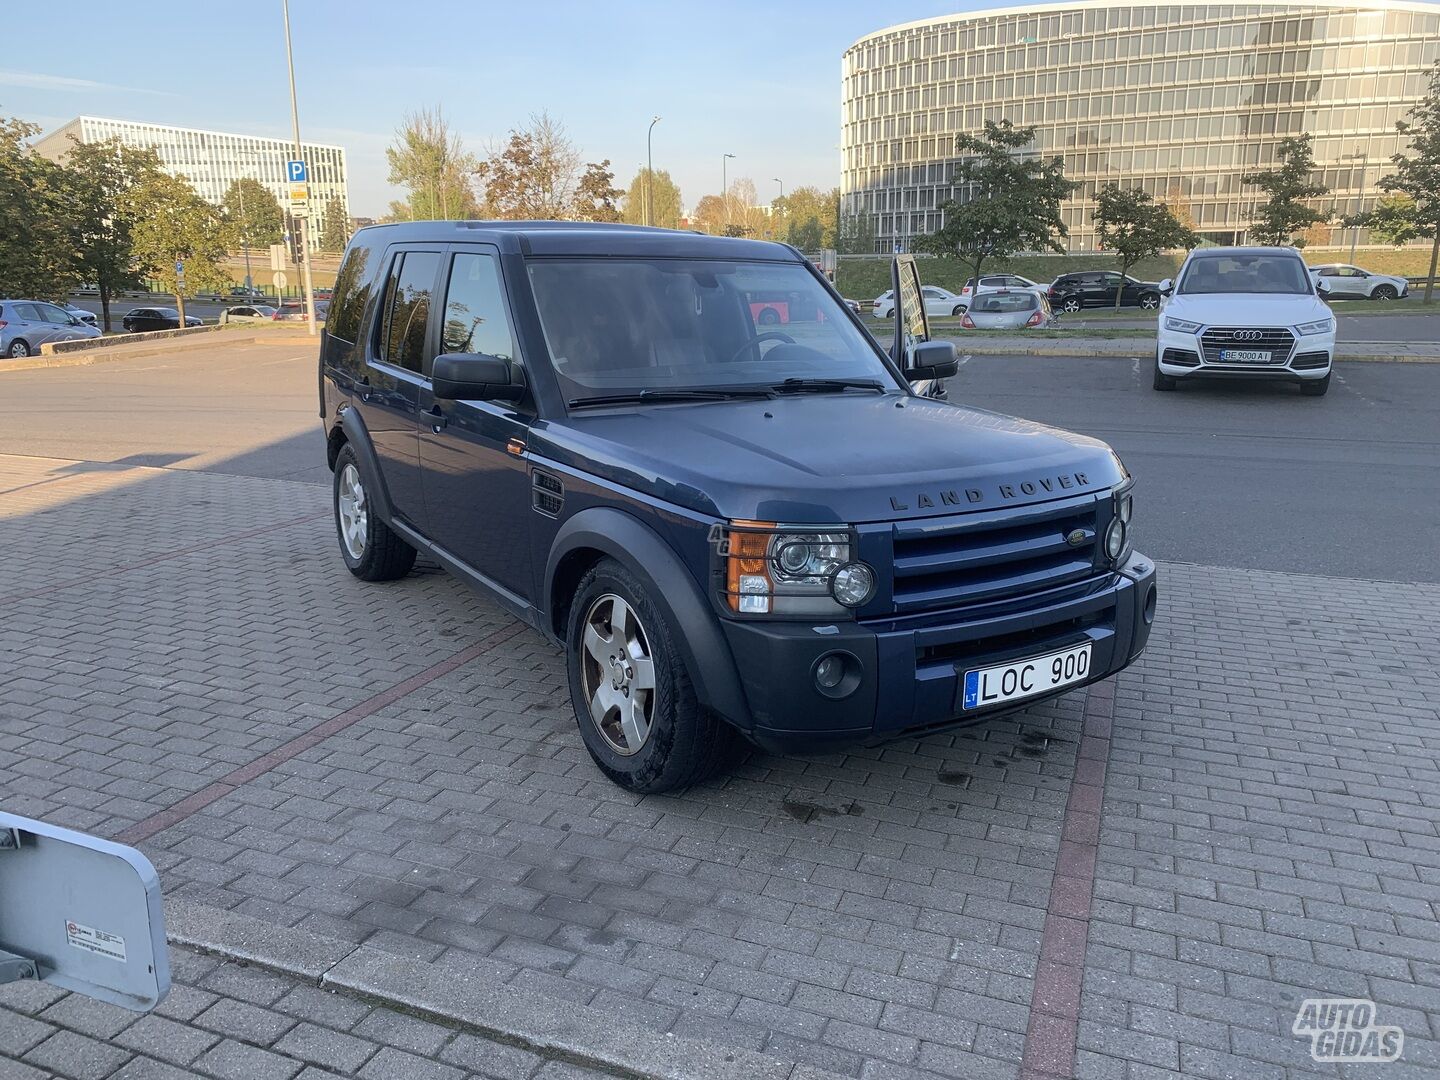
{"left": 337, "top": 463, "right": 368, "bottom": 559}
{"left": 580, "top": 593, "right": 657, "bottom": 756}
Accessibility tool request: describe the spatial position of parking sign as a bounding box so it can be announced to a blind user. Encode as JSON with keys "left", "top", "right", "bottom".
{"left": 286, "top": 159, "right": 308, "bottom": 183}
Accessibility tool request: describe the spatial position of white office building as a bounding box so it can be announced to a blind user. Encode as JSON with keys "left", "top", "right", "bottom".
{"left": 32, "top": 116, "right": 348, "bottom": 251}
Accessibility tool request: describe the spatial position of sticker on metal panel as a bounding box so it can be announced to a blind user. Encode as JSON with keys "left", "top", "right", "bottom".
{"left": 65, "top": 920, "right": 127, "bottom": 963}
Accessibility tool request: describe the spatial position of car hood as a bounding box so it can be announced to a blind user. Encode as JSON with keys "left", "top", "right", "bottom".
{"left": 534, "top": 393, "right": 1124, "bottom": 523}
{"left": 1164, "top": 292, "right": 1329, "bottom": 325}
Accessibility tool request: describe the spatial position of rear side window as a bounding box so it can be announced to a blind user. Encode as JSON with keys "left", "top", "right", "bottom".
{"left": 440, "top": 252, "right": 516, "bottom": 362}
{"left": 378, "top": 251, "right": 440, "bottom": 374}
{"left": 328, "top": 241, "right": 378, "bottom": 344}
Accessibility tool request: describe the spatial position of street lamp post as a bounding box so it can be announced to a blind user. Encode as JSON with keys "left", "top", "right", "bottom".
{"left": 646, "top": 116, "right": 661, "bottom": 227}
{"left": 281, "top": 0, "right": 317, "bottom": 337}
{"left": 238, "top": 178, "right": 253, "bottom": 291}
{"left": 1343, "top": 147, "right": 1366, "bottom": 264}
{"left": 771, "top": 178, "right": 784, "bottom": 241}
{"left": 722, "top": 153, "right": 736, "bottom": 231}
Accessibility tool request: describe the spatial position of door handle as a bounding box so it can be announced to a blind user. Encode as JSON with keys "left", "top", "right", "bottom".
{"left": 425, "top": 408, "right": 448, "bottom": 431}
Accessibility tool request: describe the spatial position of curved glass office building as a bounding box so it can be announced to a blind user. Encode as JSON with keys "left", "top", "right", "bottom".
{"left": 841, "top": 0, "right": 1440, "bottom": 252}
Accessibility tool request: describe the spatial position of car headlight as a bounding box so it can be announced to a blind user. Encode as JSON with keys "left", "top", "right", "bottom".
{"left": 1163, "top": 317, "right": 1202, "bottom": 333}
{"left": 717, "top": 522, "right": 871, "bottom": 616}
{"left": 1296, "top": 318, "right": 1334, "bottom": 336}
{"left": 1106, "top": 483, "right": 1134, "bottom": 564}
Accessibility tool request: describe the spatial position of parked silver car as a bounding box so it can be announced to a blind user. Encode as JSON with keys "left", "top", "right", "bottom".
{"left": 1310, "top": 264, "right": 1409, "bottom": 301}
{"left": 959, "top": 289, "right": 1053, "bottom": 329}
{"left": 0, "top": 299, "right": 103, "bottom": 357}
{"left": 60, "top": 302, "right": 98, "bottom": 327}
{"left": 219, "top": 304, "right": 279, "bottom": 324}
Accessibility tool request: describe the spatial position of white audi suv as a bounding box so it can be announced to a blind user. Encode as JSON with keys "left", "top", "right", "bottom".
{"left": 1154, "top": 247, "right": 1335, "bottom": 396}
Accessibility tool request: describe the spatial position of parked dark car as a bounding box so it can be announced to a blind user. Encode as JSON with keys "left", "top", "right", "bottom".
{"left": 1048, "top": 272, "right": 1162, "bottom": 312}
{"left": 122, "top": 308, "right": 203, "bottom": 332}
{"left": 319, "top": 223, "right": 1155, "bottom": 793}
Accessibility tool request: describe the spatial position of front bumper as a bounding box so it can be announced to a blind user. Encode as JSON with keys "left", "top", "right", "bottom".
{"left": 1156, "top": 326, "right": 1332, "bottom": 381}
{"left": 724, "top": 554, "right": 1157, "bottom": 753}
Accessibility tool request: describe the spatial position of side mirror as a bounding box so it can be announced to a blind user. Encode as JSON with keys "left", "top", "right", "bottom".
{"left": 432, "top": 353, "right": 526, "bottom": 402}
{"left": 1158, "top": 278, "right": 1173, "bottom": 296}
{"left": 907, "top": 339, "right": 959, "bottom": 381}
{"left": 1315, "top": 277, "right": 1331, "bottom": 295}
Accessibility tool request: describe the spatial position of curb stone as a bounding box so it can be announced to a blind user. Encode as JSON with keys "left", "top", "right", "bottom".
{"left": 1, "top": 332, "right": 314, "bottom": 372}
{"left": 163, "top": 899, "right": 845, "bottom": 1080}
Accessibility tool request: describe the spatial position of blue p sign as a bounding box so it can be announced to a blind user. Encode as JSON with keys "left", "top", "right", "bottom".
{"left": 286, "top": 159, "right": 308, "bottom": 183}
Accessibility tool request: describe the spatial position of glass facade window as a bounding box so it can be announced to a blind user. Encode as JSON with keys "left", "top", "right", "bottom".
{"left": 841, "top": 1, "right": 1440, "bottom": 252}
{"left": 32, "top": 116, "right": 349, "bottom": 252}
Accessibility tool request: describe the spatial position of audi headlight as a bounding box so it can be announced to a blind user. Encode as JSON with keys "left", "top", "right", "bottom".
{"left": 1164, "top": 317, "right": 1202, "bottom": 333}
{"left": 1296, "top": 318, "right": 1334, "bottom": 336}
{"left": 717, "top": 521, "right": 870, "bottom": 616}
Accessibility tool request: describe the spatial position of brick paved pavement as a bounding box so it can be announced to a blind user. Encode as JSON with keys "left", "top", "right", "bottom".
{"left": 3, "top": 451, "right": 1438, "bottom": 1079}
{"left": 0, "top": 943, "right": 611, "bottom": 1080}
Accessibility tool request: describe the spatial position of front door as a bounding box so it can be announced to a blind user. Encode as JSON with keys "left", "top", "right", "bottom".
{"left": 419, "top": 246, "right": 534, "bottom": 602}
{"left": 357, "top": 245, "right": 443, "bottom": 527}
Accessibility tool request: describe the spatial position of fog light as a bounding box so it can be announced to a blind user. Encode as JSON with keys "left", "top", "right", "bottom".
{"left": 1104, "top": 518, "right": 1126, "bottom": 560}
{"left": 815, "top": 654, "right": 845, "bottom": 689}
{"left": 831, "top": 562, "right": 875, "bottom": 607}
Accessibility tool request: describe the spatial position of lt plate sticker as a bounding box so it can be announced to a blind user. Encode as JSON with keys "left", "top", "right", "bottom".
{"left": 65, "top": 920, "right": 127, "bottom": 963}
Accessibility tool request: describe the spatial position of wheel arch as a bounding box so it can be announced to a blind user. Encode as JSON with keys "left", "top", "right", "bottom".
{"left": 336, "top": 407, "right": 396, "bottom": 523}
{"left": 545, "top": 507, "right": 752, "bottom": 730}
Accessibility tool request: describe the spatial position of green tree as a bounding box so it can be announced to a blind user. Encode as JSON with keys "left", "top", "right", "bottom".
{"left": 837, "top": 209, "right": 876, "bottom": 254}
{"left": 220, "top": 178, "right": 284, "bottom": 248}
{"left": 125, "top": 170, "right": 235, "bottom": 325}
{"left": 916, "top": 120, "right": 1076, "bottom": 283}
{"left": 60, "top": 137, "right": 165, "bottom": 330}
{"left": 319, "top": 197, "right": 349, "bottom": 252}
{"left": 0, "top": 115, "right": 80, "bottom": 302}
{"left": 1347, "top": 193, "right": 1421, "bottom": 247}
{"left": 1378, "top": 60, "right": 1440, "bottom": 302}
{"left": 1243, "top": 134, "right": 1330, "bottom": 247}
{"left": 1092, "top": 184, "right": 1200, "bottom": 308}
{"left": 386, "top": 106, "right": 479, "bottom": 220}
{"left": 620, "top": 168, "right": 682, "bottom": 228}
{"left": 572, "top": 160, "right": 623, "bottom": 222}
{"left": 774, "top": 186, "right": 839, "bottom": 250}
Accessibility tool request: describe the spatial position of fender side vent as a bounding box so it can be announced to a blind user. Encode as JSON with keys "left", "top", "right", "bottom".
{"left": 533, "top": 470, "right": 564, "bottom": 517}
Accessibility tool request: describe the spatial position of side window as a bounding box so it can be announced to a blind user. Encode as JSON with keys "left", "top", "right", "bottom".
{"left": 329, "top": 242, "right": 375, "bottom": 344}
{"left": 1318, "top": 267, "right": 1340, "bottom": 277}
{"left": 440, "top": 252, "right": 516, "bottom": 363}
{"left": 12, "top": 303, "right": 41, "bottom": 321}
{"left": 39, "top": 303, "right": 70, "bottom": 323}
{"left": 378, "top": 251, "right": 440, "bottom": 375}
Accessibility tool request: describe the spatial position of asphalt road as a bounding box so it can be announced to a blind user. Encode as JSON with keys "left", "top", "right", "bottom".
{"left": 1, "top": 341, "right": 1436, "bottom": 582}
{"left": 949, "top": 352, "right": 1440, "bottom": 582}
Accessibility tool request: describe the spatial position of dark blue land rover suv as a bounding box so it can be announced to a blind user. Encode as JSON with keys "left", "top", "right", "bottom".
{"left": 319, "top": 222, "right": 1156, "bottom": 792}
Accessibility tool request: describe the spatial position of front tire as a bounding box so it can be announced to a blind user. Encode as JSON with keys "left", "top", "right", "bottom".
{"left": 332, "top": 444, "right": 416, "bottom": 581}
{"left": 566, "top": 558, "right": 737, "bottom": 793}
{"left": 1370, "top": 284, "right": 1398, "bottom": 301}
{"left": 1300, "top": 373, "right": 1331, "bottom": 397}
{"left": 1153, "top": 363, "right": 1177, "bottom": 391}
{"left": 1139, "top": 293, "right": 1160, "bottom": 310}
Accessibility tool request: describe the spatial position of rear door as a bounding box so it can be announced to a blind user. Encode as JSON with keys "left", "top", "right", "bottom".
{"left": 8, "top": 303, "right": 45, "bottom": 345}
{"left": 357, "top": 244, "right": 443, "bottom": 527}
{"left": 418, "top": 245, "right": 534, "bottom": 600}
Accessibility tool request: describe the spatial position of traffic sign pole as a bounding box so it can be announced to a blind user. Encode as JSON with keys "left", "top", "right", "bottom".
{"left": 282, "top": 0, "right": 318, "bottom": 338}
{"left": 174, "top": 260, "right": 186, "bottom": 327}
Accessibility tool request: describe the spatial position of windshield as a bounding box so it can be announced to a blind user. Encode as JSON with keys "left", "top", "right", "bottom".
{"left": 527, "top": 258, "right": 899, "bottom": 403}
{"left": 1178, "top": 254, "right": 1312, "bottom": 295}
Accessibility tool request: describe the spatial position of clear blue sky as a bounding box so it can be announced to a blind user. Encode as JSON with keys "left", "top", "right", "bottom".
{"left": 5, "top": 0, "right": 1016, "bottom": 217}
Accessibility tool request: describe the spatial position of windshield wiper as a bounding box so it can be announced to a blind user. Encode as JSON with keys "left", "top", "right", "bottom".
{"left": 568, "top": 387, "right": 774, "bottom": 408}
{"left": 771, "top": 378, "right": 887, "bottom": 394}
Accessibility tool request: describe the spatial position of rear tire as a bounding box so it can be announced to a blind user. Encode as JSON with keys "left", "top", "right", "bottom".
{"left": 1370, "top": 284, "right": 1398, "bottom": 301}
{"left": 1300, "top": 373, "right": 1331, "bottom": 397}
{"left": 332, "top": 443, "right": 416, "bottom": 581}
{"left": 951, "top": 305, "right": 965, "bottom": 316}
{"left": 566, "top": 558, "right": 738, "bottom": 793}
{"left": 1062, "top": 298, "right": 1082, "bottom": 313}
{"left": 1153, "top": 364, "right": 1177, "bottom": 391}
{"left": 6, "top": 339, "right": 30, "bottom": 358}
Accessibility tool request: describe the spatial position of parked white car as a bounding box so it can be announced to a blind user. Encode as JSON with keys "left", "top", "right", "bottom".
{"left": 1310, "top": 264, "right": 1408, "bottom": 301}
{"left": 218, "top": 304, "right": 279, "bottom": 324}
{"left": 872, "top": 285, "right": 968, "bottom": 319}
{"left": 1154, "top": 247, "right": 1335, "bottom": 396}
